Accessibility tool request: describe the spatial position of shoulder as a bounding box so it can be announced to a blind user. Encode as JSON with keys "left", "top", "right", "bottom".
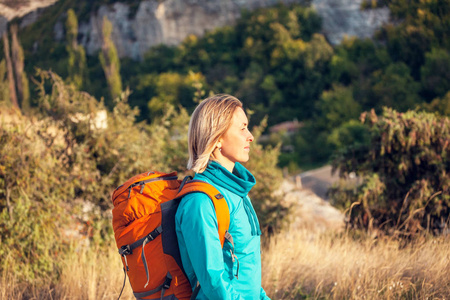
{"left": 181, "top": 191, "right": 215, "bottom": 208}
{"left": 175, "top": 191, "right": 221, "bottom": 232}
{"left": 176, "top": 192, "right": 216, "bottom": 221}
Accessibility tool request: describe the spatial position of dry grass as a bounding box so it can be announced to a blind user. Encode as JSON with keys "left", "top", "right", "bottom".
{"left": 1, "top": 230, "right": 449, "bottom": 299}
{"left": 262, "top": 228, "right": 450, "bottom": 299}
{"left": 53, "top": 244, "right": 134, "bottom": 300}
{"left": 0, "top": 243, "right": 134, "bottom": 300}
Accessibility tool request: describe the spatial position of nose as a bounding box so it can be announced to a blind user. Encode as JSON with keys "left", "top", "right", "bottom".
{"left": 248, "top": 132, "right": 254, "bottom": 142}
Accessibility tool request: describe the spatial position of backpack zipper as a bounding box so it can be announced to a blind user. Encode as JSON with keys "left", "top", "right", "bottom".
{"left": 127, "top": 176, "right": 178, "bottom": 198}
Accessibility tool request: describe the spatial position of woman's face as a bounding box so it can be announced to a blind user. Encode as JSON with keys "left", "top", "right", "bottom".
{"left": 216, "top": 107, "right": 254, "bottom": 171}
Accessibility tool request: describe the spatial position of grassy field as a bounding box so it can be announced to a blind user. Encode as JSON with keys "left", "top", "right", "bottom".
{"left": 1, "top": 228, "right": 449, "bottom": 299}
{"left": 262, "top": 229, "right": 450, "bottom": 299}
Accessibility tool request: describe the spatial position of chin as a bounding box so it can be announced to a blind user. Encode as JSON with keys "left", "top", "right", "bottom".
{"left": 240, "top": 156, "right": 250, "bottom": 163}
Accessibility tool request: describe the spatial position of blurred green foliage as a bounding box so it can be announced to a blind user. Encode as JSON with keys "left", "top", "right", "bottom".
{"left": 65, "top": 9, "right": 87, "bottom": 90}
{"left": 99, "top": 16, "right": 123, "bottom": 100}
{"left": 0, "top": 60, "right": 10, "bottom": 103}
{"left": 245, "top": 116, "right": 289, "bottom": 232}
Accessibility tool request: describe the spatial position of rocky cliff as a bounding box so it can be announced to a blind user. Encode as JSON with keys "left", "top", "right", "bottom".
{"left": 313, "top": 0, "right": 390, "bottom": 45}
{"left": 0, "top": 0, "right": 58, "bottom": 35}
{"left": 0, "top": 0, "right": 58, "bottom": 20}
{"left": 1, "top": 0, "right": 390, "bottom": 60}
{"left": 62, "top": 0, "right": 311, "bottom": 60}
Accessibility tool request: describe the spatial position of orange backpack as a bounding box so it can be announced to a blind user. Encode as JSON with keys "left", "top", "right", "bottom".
{"left": 111, "top": 171, "right": 231, "bottom": 300}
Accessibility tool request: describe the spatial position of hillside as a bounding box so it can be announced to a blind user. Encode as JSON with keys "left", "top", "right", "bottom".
{"left": 1, "top": 0, "right": 389, "bottom": 59}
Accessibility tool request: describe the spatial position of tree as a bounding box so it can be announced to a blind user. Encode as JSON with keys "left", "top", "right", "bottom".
{"left": 99, "top": 16, "right": 122, "bottom": 100}
{"left": 327, "top": 119, "right": 370, "bottom": 151}
{"left": 10, "top": 25, "right": 30, "bottom": 111}
{"left": 421, "top": 91, "right": 450, "bottom": 116}
{"left": 146, "top": 72, "right": 203, "bottom": 120}
{"left": 314, "top": 84, "right": 361, "bottom": 132}
{"left": 65, "top": 9, "right": 87, "bottom": 89}
{"left": 330, "top": 37, "right": 391, "bottom": 85}
{"left": 290, "top": 85, "right": 362, "bottom": 165}
{"left": 2, "top": 32, "right": 18, "bottom": 109}
{"left": 368, "top": 63, "right": 421, "bottom": 112}
{"left": 330, "top": 108, "right": 449, "bottom": 236}
{"left": 420, "top": 48, "right": 450, "bottom": 100}
{"left": 0, "top": 60, "right": 10, "bottom": 103}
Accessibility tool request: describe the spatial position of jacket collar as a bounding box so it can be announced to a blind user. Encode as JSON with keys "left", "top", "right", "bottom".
{"left": 199, "top": 161, "right": 256, "bottom": 197}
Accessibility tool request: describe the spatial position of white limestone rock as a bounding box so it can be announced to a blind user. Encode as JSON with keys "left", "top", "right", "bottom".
{"left": 312, "top": 0, "right": 390, "bottom": 45}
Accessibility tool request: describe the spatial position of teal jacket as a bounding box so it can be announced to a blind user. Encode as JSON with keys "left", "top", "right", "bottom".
{"left": 175, "top": 161, "right": 270, "bottom": 300}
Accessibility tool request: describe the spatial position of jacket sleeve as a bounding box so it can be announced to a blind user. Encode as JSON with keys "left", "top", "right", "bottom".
{"left": 260, "top": 287, "right": 271, "bottom": 299}
{"left": 177, "top": 192, "right": 244, "bottom": 300}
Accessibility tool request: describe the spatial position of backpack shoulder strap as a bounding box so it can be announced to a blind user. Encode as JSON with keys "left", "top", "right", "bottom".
{"left": 176, "top": 179, "right": 230, "bottom": 248}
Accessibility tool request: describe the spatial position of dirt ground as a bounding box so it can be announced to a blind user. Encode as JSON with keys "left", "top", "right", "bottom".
{"left": 297, "top": 165, "right": 340, "bottom": 200}
{"left": 276, "top": 167, "right": 345, "bottom": 232}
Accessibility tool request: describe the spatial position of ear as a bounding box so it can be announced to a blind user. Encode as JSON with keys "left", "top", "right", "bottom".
{"left": 217, "top": 135, "right": 224, "bottom": 148}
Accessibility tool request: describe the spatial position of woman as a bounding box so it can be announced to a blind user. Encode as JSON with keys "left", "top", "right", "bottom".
{"left": 175, "top": 94, "right": 270, "bottom": 299}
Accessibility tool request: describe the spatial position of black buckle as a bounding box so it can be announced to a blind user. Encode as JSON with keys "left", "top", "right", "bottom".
{"left": 119, "top": 245, "right": 132, "bottom": 256}
{"left": 146, "top": 232, "right": 156, "bottom": 241}
{"left": 163, "top": 275, "right": 172, "bottom": 290}
{"left": 146, "top": 226, "right": 162, "bottom": 241}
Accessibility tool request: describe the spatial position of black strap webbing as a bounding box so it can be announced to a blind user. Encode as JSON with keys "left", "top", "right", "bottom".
{"left": 190, "top": 281, "right": 201, "bottom": 300}
{"left": 133, "top": 284, "right": 163, "bottom": 299}
{"left": 119, "top": 226, "right": 163, "bottom": 256}
{"left": 133, "top": 273, "right": 172, "bottom": 300}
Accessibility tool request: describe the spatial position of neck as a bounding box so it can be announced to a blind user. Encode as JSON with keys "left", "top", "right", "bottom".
{"left": 212, "top": 149, "right": 235, "bottom": 172}
{"left": 217, "top": 159, "right": 235, "bottom": 173}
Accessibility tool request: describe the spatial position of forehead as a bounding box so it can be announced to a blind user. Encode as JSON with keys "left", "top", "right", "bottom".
{"left": 231, "top": 107, "right": 248, "bottom": 125}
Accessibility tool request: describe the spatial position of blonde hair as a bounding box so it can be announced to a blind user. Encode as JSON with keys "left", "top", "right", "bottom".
{"left": 187, "top": 94, "right": 243, "bottom": 173}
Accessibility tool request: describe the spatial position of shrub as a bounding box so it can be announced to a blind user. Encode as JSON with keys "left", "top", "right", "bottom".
{"left": 0, "top": 111, "right": 69, "bottom": 280}
{"left": 330, "top": 107, "right": 449, "bottom": 236}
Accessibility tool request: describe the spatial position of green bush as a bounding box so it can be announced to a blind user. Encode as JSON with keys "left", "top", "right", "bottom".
{"left": 327, "top": 119, "right": 371, "bottom": 151}
{"left": 0, "top": 112, "right": 68, "bottom": 280}
{"left": 330, "top": 108, "right": 449, "bottom": 236}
